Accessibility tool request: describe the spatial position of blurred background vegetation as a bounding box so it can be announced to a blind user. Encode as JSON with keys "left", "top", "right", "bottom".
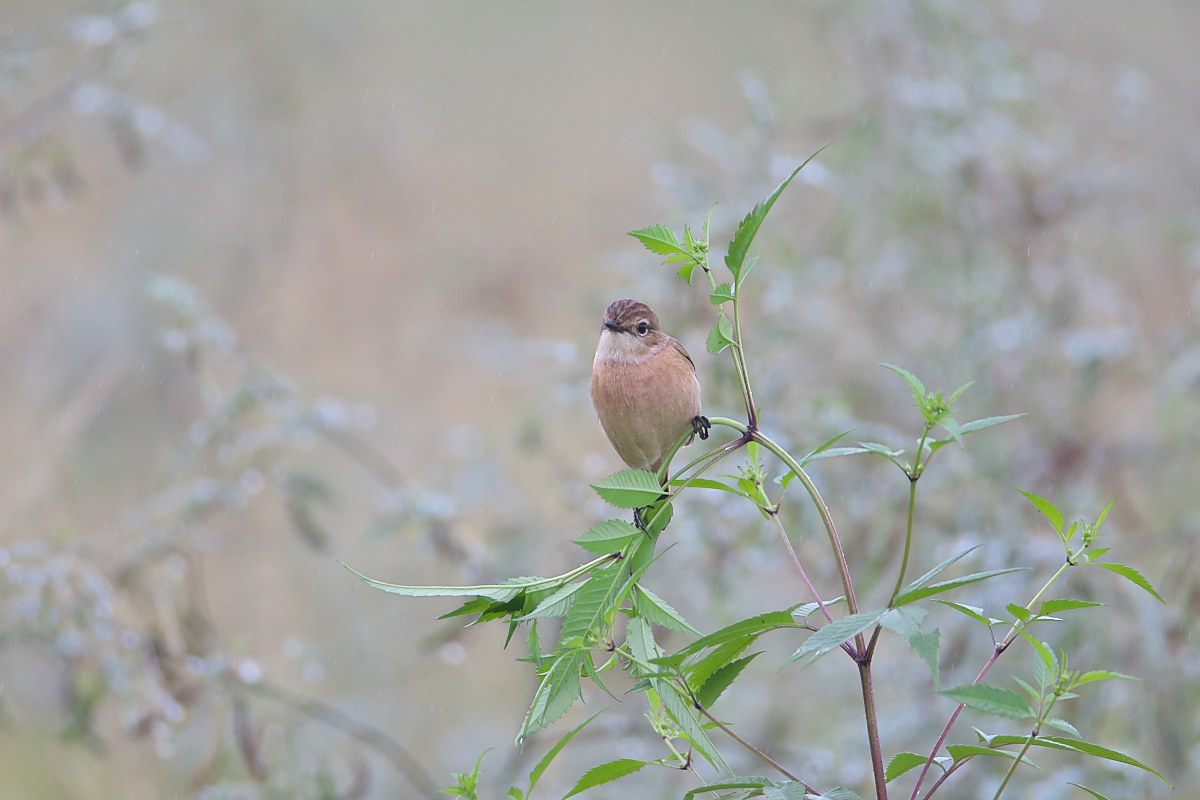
{"left": 1, "top": 2, "right": 1198, "bottom": 798}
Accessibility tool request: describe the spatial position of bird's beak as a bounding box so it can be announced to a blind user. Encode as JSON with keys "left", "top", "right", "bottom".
{"left": 603, "top": 320, "right": 623, "bottom": 332}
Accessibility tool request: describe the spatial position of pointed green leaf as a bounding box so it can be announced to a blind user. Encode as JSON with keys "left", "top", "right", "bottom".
{"left": 563, "top": 758, "right": 648, "bottom": 798}
{"left": 1069, "top": 784, "right": 1112, "bottom": 800}
{"left": 1045, "top": 717, "right": 1083, "bottom": 737}
{"left": 528, "top": 710, "right": 603, "bottom": 791}
{"left": 574, "top": 519, "right": 641, "bottom": 554}
{"left": 591, "top": 469, "right": 664, "bottom": 509}
{"left": 1039, "top": 598, "right": 1104, "bottom": 614}
{"left": 904, "top": 546, "right": 983, "bottom": 593}
{"left": 558, "top": 566, "right": 623, "bottom": 646}
{"left": 1073, "top": 670, "right": 1138, "bottom": 687}
{"left": 695, "top": 653, "right": 760, "bottom": 708}
{"left": 343, "top": 561, "right": 550, "bottom": 602}
{"left": 725, "top": 148, "right": 826, "bottom": 283}
{"left": 1015, "top": 488, "right": 1064, "bottom": 536}
{"left": 675, "top": 477, "right": 751, "bottom": 498}
{"left": 858, "top": 441, "right": 905, "bottom": 458}
{"left": 956, "top": 413, "right": 1024, "bottom": 435}
{"left": 934, "top": 600, "right": 998, "bottom": 628}
{"left": 628, "top": 225, "right": 686, "bottom": 256}
{"left": 1007, "top": 603, "right": 1032, "bottom": 622}
{"left": 634, "top": 584, "right": 699, "bottom": 634}
{"left": 1036, "top": 736, "right": 1171, "bottom": 785}
{"left": 684, "top": 637, "right": 753, "bottom": 687}
{"left": 706, "top": 312, "right": 736, "bottom": 355}
{"left": 513, "top": 580, "right": 585, "bottom": 621}
{"left": 946, "top": 744, "right": 1023, "bottom": 764}
{"left": 804, "top": 788, "right": 862, "bottom": 800}
{"left": 710, "top": 282, "right": 735, "bottom": 304}
{"left": 939, "top": 684, "right": 1032, "bottom": 720}
{"left": 683, "top": 778, "right": 771, "bottom": 799}
{"left": 885, "top": 752, "right": 929, "bottom": 782}
{"left": 656, "top": 679, "right": 729, "bottom": 771}
{"left": 520, "top": 650, "right": 583, "bottom": 738}
{"left": 786, "top": 610, "right": 885, "bottom": 666}
{"left": 894, "top": 568, "right": 1025, "bottom": 606}
{"left": 1094, "top": 562, "right": 1165, "bottom": 603}
{"left": 880, "top": 363, "right": 925, "bottom": 400}
{"left": 657, "top": 610, "right": 797, "bottom": 667}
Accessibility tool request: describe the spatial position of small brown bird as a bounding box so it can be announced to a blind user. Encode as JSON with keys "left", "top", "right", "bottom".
{"left": 590, "top": 299, "right": 708, "bottom": 475}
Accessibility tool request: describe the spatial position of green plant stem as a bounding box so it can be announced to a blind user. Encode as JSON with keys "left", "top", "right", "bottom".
{"left": 729, "top": 296, "right": 758, "bottom": 430}
{"left": 865, "top": 476, "right": 921, "bottom": 660}
{"left": 711, "top": 419, "right": 887, "bottom": 799}
{"left": 909, "top": 559, "right": 1074, "bottom": 800}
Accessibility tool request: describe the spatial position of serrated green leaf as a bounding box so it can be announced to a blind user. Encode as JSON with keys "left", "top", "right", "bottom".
{"left": 894, "top": 568, "right": 1025, "bottom": 606}
{"left": 624, "top": 616, "right": 660, "bottom": 676}
{"left": 946, "top": 744, "right": 1022, "bottom": 763}
{"left": 879, "top": 606, "right": 926, "bottom": 638}
{"left": 934, "top": 600, "right": 998, "bottom": 628}
{"left": 885, "top": 752, "right": 929, "bottom": 782}
{"left": 1045, "top": 717, "right": 1083, "bottom": 737}
{"left": 710, "top": 282, "right": 735, "bottom": 304}
{"left": 685, "top": 637, "right": 753, "bottom": 687}
{"left": 1039, "top": 598, "right": 1104, "bottom": 614}
{"left": 574, "top": 519, "right": 641, "bottom": 554}
{"left": 764, "top": 783, "right": 809, "bottom": 800}
{"left": 939, "top": 684, "right": 1032, "bottom": 720}
{"left": 907, "top": 629, "right": 941, "bottom": 685}
{"left": 706, "top": 312, "right": 736, "bottom": 355}
{"left": 658, "top": 610, "right": 797, "bottom": 667}
{"left": 558, "top": 566, "right": 623, "bottom": 646}
{"left": 1073, "top": 670, "right": 1138, "bottom": 687}
{"left": 956, "top": 413, "right": 1024, "bottom": 435}
{"left": 634, "top": 585, "right": 699, "bottom": 634}
{"left": 1036, "top": 736, "right": 1171, "bottom": 785}
{"left": 1094, "top": 562, "right": 1165, "bottom": 603}
{"left": 786, "top": 610, "right": 885, "bottom": 666}
{"left": 1007, "top": 603, "right": 1031, "bottom": 622}
{"left": 628, "top": 225, "right": 686, "bottom": 256}
{"left": 857, "top": 441, "right": 905, "bottom": 458}
{"left": 683, "top": 778, "right": 771, "bottom": 799}
{"left": 1017, "top": 632, "right": 1055, "bottom": 672}
{"left": 695, "top": 653, "right": 760, "bottom": 708}
{"left": 563, "top": 758, "right": 648, "bottom": 798}
{"left": 343, "top": 561, "right": 551, "bottom": 601}
{"left": 1094, "top": 497, "right": 1116, "bottom": 534}
{"left": 513, "top": 580, "right": 585, "bottom": 621}
{"left": 657, "top": 680, "right": 729, "bottom": 771}
{"left": 520, "top": 650, "right": 583, "bottom": 738}
{"left": 725, "top": 149, "right": 825, "bottom": 284}
{"left": 904, "top": 547, "right": 983, "bottom": 593}
{"left": 1015, "top": 488, "right": 1064, "bottom": 536}
{"left": 591, "top": 469, "right": 664, "bottom": 509}
{"left": 880, "top": 363, "right": 925, "bottom": 400}
{"left": 528, "top": 710, "right": 603, "bottom": 791}
{"left": 804, "top": 788, "right": 862, "bottom": 800}
{"left": 675, "top": 477, "right": 751, "bottom": 498}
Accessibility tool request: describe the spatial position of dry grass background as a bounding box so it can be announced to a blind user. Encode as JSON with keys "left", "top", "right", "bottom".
{"left": 2, "top": 2, "right": 1199, "bottom": 798}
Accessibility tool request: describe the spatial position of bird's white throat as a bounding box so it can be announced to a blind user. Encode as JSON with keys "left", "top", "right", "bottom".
{"left": 594, "top": 329, "right": 655, "bottom": 365}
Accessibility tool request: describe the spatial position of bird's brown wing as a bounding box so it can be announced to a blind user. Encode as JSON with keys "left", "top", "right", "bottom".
{"left": 671, "top": 337, "right": 696, "bottom": 372}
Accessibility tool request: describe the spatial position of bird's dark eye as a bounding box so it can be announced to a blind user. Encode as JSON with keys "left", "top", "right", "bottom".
{"left": 636, "top": 321, "right": 649, "bottom": 335}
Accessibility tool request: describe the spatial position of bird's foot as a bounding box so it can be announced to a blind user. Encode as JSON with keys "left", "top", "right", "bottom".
{"left": 692, "top": 415, "right": 711, "bottom": 440}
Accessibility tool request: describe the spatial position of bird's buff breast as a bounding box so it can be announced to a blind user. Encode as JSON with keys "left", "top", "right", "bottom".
{"left": 591, "top": 338, "right": 701, "bottom": 471}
